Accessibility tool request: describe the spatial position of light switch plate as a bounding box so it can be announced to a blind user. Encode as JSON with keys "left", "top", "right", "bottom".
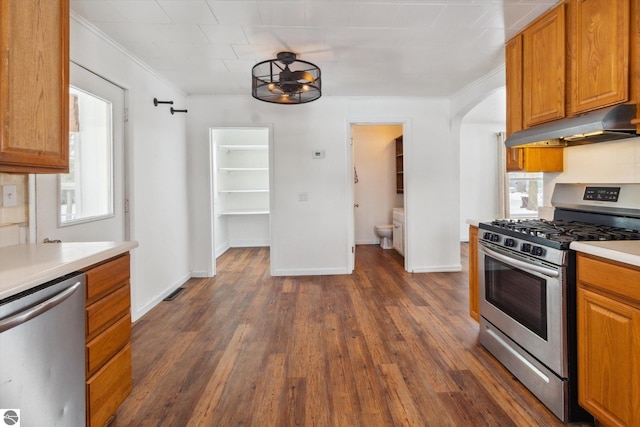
{"left": 2, "top": 185, "right": 17, "bottom": 207}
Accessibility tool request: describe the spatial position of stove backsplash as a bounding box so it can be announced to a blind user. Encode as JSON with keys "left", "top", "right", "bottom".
{"left": 542, "top": 137, "right": 640, "bottom": 208}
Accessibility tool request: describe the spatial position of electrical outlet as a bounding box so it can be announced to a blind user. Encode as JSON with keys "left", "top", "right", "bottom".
{"left": 2, "top": 185, "right": 17, "bottom": 207}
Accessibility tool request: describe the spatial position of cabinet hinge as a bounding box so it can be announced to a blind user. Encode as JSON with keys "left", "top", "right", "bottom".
{"left": 124, "top": 108, "right": 129, "bottom": 122}
{"left": 124, "top": 199, "right": 130, "bottom": 213}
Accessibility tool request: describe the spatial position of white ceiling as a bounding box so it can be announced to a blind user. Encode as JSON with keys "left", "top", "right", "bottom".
{"left": 70, "top": 0, "right": 556, "bottom": 97}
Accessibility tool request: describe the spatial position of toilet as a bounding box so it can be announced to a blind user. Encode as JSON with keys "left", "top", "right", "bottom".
{"left": 374, "top": 224, "right": 393, "bottom": 249}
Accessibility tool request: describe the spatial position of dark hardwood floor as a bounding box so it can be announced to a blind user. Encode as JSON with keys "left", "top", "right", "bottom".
{"left": 113, "top": 244, "right": 583, "bottom": 426}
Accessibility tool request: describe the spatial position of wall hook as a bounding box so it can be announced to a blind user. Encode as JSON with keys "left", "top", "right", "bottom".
{"left": 171, "top": 107, "right": 188, "bottom": 114}
{"left": 153, "top": 98, "right": 174, "bottom": 106}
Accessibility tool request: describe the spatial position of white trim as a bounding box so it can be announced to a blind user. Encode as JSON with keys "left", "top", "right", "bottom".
{"left": 411, "top": 264, "right": 463, "bottom": 273}
{"left": 130, "top": 271, "right": 191, "bottom": 322}
{"left": 228, "top": 239, "right": 270, "bottom": 247}
{"left": 272, "top": 267, "right": 351, "bottom": 276}
{"left": 70, "top": 12, "right": 186, "bottom": 96}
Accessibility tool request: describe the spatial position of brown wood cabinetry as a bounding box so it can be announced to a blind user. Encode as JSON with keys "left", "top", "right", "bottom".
{"left": 506, "top": 147, "right": 564, "bottom": 172}
{"left": 505, "top": 35, "right": 523, "bottom": 137}
{"left": 395, "top": 136, "right": 403, "bottom": 194}
{"left": 468, "top": 225, "right": 479, "bottom": 322}
{"left": 506, "top": 0, "right": 640, "bottom": 141}
{"left": 522, "top": 2, "right": 566, "bottom": 128}
{"left": 0, "top": 0, "right": 70, "bottom": 173}
{"left": 84, "top": 253, "right": 132, "bottom": 427}
{"left": 568, "top": 0, "right": 631, "bottom": 114}
{"left": 577, "top": 253, "right": 640, "bottom": 427}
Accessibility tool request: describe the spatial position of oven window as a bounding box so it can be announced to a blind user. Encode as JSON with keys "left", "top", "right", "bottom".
{"left": 485, "top": 257, "right": 547, "bottom": 340}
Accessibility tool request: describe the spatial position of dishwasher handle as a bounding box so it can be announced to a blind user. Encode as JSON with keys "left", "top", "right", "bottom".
{"left": 0, "top": 281, "right": 82, "bottom": 333}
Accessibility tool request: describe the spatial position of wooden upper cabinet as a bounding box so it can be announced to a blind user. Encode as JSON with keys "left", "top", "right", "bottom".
{"left": 505, "top": 35, "right": 523, "bottom": 137}
{"left": 506, "top": 147, "right": 563, "bottom": 172}
{"left": 523, "top": 2, "right": 566, "bottom": 127}
{"left": 0, "top": 0, "right": 70, "bottom": 173}
{"left": 568, "top": 0, "right": 630, "bottom": 114}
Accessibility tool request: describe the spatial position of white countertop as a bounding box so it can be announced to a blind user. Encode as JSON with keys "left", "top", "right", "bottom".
{"left": 570, "top": 240, "right": 640, "bottom": 267}
{"left": 0, "top": 241, "right": 138, "bottom": 301}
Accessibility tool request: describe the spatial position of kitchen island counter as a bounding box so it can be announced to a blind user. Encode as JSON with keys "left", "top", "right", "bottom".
{"left": 571, "top": 240, "right": 640, "bottom": 268}
{"left": 0, "top": 241, "right": 138, "bottom": 300}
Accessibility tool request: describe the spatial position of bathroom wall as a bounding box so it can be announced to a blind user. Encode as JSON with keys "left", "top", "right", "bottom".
{"left": 352, "top": 124, "right": 404, "bottom": 245}
{"left": 0, "top": 173, "right": 29, "bottom": 246}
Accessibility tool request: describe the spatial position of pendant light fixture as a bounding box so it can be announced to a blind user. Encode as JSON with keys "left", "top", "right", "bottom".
{"left": 252, "top": 51, "right": 321, "bottom": 104}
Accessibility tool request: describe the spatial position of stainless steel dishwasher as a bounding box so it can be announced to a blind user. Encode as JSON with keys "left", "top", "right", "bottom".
{"left": 0, "top": 272, "right": 86, "bottom": 427}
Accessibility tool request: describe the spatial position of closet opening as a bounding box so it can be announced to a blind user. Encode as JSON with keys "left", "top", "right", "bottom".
{"left": 209, "top": 127, "right": 272, "bottom": 273}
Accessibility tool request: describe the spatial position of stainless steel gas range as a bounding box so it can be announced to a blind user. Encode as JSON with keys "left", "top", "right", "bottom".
{"left": 477, "top": 183, "right": 640, "bottom": 423}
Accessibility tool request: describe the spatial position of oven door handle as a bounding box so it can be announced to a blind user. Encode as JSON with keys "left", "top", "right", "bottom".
{"left": 479, "top": 244, "right": 559, "bottom": 278}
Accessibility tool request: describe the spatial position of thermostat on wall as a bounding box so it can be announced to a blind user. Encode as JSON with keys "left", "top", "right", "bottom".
{"left": 312, "top": 150, "right": 325, "bottom": 159}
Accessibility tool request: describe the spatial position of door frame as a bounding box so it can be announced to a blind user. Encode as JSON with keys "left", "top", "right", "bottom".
{"left": 206, "top": 125, "right": 274, "bottom": 278}
{"left": 347, "top": 117, "right": 412, "bottom": 272}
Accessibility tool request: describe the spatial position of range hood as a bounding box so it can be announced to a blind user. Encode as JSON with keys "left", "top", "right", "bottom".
{"left": 505, "top": 104, "right": 638, "bottom": 148}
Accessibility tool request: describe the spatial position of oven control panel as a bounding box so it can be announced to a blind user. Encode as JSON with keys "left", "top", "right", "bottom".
{"left": 583, "top": 186, "right": 620, "bottom": 202}
{"left": 480, "top": 231, "right": 566, "bottom": 267}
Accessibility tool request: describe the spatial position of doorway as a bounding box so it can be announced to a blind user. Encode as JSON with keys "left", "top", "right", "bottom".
{"left": 350, "top": 123, "right": 406, "bottom": 270}
{"left": 35, "top": 63, "right": 127, "bottom": 243}
{"left": 209, "top": 127, "right": 272, "bottom": 276}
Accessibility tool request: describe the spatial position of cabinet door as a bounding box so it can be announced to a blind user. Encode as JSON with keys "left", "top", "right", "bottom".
{"left": 392, "top": 220, "right": 403, "bottom": 256}
{"left": 505, "top": 35, "right": 523, "bottom": 137}
{"left": 523, "top": 3, "right": 566, "bottom": 127}
{"left": 569, "top": 0, "right": 630, "bottom": 114}
{"left": 0, "top": 0, "right": 69, "bottom": 173}
{"left": 506, "top": 147, "right": 524, "bottom": 172}
{"left": 578, "top": 287, "right": 640, "bottom": 427}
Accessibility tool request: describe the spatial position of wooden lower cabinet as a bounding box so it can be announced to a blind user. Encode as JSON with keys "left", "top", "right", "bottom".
{"left": 469, "top": 225, "right": 479, "bottom": 321}
{"left": 84, "top": 253, "right": 132, "bottom": 427}
{"left": 577, "top": 253, "right": 640, "bottom": 427}
{"left": 87, "top": 345, "right": 132, "bottom": 427}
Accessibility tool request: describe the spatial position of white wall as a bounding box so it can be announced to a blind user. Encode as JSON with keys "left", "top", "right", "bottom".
{"left": 187, "top": 96, "right": 461, "bottom": 275}
{"left": 543, "top": 137, "right": 640, "bottom": 204}
{"left": 70, "top": 15, "right": 191, "bottom": 321}
{"left": 459, "top": 88, "right": 506, "bottom": 240}
{"left": 352, "top": 125, "right": 403, "bottom": 245}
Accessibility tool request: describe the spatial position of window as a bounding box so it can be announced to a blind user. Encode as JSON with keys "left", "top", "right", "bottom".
{"left": 508, "top": 172, "right": 542, "bottom": 218}
{"left": 59, "top": 87, "right": 113, "bottom": 224}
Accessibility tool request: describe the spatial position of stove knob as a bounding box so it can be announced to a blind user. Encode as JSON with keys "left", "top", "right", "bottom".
{"left": 521, "top": 243, "right": 531, "bottom": 253}
{"left": 504, "top": 238, "right": 516, "bottom": 247}
{"left": 483, "top": 232, "right": 492, "bottom": 240}
{"left": 490, "top": 233, "right": 501, "bottom": 242}
{"left": 530, "top": 246, "right": 545, "bottom": 256}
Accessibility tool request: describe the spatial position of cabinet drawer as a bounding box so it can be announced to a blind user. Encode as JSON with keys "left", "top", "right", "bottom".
{"left": 86, "top": 313, "right": 131, "bottom": 377}
{"left": 87, "top": 344, "right": 132, "bottom": 427}
{"left": 86, "top": 284, "right": 130, "bottom": 340}
{"left": 577, "top": 254, "right": 640, "bottom": 303}
{"left": 85, "top": 254, "right": 130, "bottom": 303}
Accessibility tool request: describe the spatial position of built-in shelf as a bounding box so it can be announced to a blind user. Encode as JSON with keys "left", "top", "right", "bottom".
{"left": 218, "top": 189, "right": 269, "bottom": 193}
{"left": 395, "top": 136, "right": 404, "bottom": 194}
{"left": 218, "top": 209, "right": 270, "bottom": 216}
{"left": 215, "top": 141, "right": 269, "bottom": 220}
{"left": 218, "top": 167, "right": 268, "bottom": 172}
{"left": 218, "top": 145, "right": 268, "bottom": 152}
